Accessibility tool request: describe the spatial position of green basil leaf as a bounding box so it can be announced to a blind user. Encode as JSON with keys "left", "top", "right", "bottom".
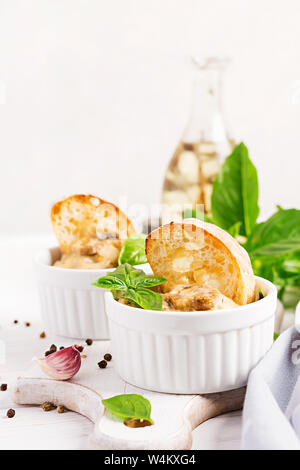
{"left": 135, "top": 276, "right": 167, "bottom": 288}
{"left": 110, "top": 263, "right": 147, "bottom": 288}
{"left": 246, "top": 209, "right": 300, "bottom": 255}
{"left": 112, "top": 290, "right": 126, "bottom": 301}
{"left": 92, "top": 264, "right": 146, "bottom": 290}
{"left": 113, "top": 263, "right": 145, "bottom": 278}
{"left": 280, "top": 286, "right": 300, "bottom": 309}
{"left": 246, "top": 209, "right": 300, "bottom": 303}
{"left": 251, "top": 245, "right": 300, "bottom": 309}
{"left": 227, "top": 221, "right": 242, "bottom": 238}
{"left": 182, "top": 208, "right": 214, "bottom": 224}
{"left": 92, "top": 263, "right": 165, "bottom": 311}
{"left": 211, "top": 142, "right": 259, "bottom": 237}
{"left": 135, "top": 287, "right": 163, "bottom": 310}
{"left": 118, "top": 234, "right": 147, "bottom": 266}
{"left": 123, "top": 287, "right": 163, "bottom": 311}
{"left": 250, "top": 238, "right": 300, "bottom": 259}
{"left": 281, "top": 256, "right": 300, "bottom": 275}
{"left": 102, "top": 394, "right": 153, "bottom": 424}
{"left": 282, "top": 275, "right": 300, "bottom": 287}
{"left": 258, "top": 288, "right": 265, "bottom": 300}
{"left": 115, "top": 263, "right": 146, "bottom": 285}
{"left": 245, "top": 210, "right": 300, "bottom": 308}
{"left": 92, "top": 275, "right": 127, "bottom": 290}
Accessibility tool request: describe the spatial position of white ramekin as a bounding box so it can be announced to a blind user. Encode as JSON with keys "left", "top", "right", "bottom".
{"left": 105, "top": 277, "right": 277, "bottom": 394}
{"left": 34, "top": 247, "right": 151, "bottom": 340}
{"left": 34, "top": 247, "right": 111, "bottom": 340}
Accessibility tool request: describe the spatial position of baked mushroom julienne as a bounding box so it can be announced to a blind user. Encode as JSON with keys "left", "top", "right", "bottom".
{"left": 95, "top": 265, "right": 240, "bottom": 312}
{"left": 55, "top": 238, "right": 123, "bottom": 269}
{"left": 93, "top": 219, "right": 259, "bottom": 312}
{"left": 50, "top": 195, "right": 136, "bottom": 269}
{"left": 117, "top": 284, "right": 238, "bottom": 312}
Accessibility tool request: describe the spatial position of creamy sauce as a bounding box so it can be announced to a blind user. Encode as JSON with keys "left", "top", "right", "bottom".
{"left": 162, "top": 284, "right": 238, "bottom": 311}
{"left": 54, "top": 239, "right": 123, "bottom": 269}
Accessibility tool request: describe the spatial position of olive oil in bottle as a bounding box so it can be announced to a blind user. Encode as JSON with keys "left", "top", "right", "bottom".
{"left": 162, "top": 57, "right": 234, "bottom": 222}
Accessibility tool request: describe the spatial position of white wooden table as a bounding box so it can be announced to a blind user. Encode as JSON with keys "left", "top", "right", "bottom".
{"left": 0, "top": 235, "right": 244, "bottom": 450}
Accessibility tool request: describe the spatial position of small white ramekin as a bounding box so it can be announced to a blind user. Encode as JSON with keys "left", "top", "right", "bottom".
{"left": 34, "top": 247, "right": 114, "bottom": 340}
{"left": 34, "top": 247, "right": 151, "bottom": 340}
{"left": 105, "top": 277, "right": 277, "bottom": 394}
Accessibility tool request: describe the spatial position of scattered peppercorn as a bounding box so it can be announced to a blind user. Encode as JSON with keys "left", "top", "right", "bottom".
{"left": 104, "top": 353, "right": 112, "bottom": 362}
{"left": 50, "top": 344, "right": 57, "bottom": 353}
{"left": 56, "top": 405, "right": 65, "bottom": 414}
{"left": 41, "top": 402, "right": 53, "bottom": 412}
{"left": 13, "top": 320, "right": 18, "bottom": 324}
{"left": 1, "top": 384, "right": 7, "bottom": 391}
{"left": 25, "top": 322, "right": 31, "bottom": 327}
{"left": 60, "top": 346, "right": 65, "bottom": 350}
{"left": 86, "top": 339, "right": 93, "bottom": 346}
{"left": 7, "top": 409, "right": 15, "bottom": 418}
{"left": 40, "top": 332, "right": 46, "bottom": 338}
{"left": 45, "top": 350, "right": 52, "bottom": 357}
{"left": 98, "top": 360, "right": 107, "bottom": 369}
{"left": 75, "top": 345, "right": 84, "bottom": 353}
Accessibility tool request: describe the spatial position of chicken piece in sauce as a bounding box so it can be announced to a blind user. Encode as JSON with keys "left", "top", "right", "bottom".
{"left": 162, "top": 285, "right": 238, "bottom": 311}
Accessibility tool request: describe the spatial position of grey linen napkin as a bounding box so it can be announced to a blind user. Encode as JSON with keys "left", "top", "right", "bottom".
{"left": 241, "top": 324, "right": 300, "bottom": 450}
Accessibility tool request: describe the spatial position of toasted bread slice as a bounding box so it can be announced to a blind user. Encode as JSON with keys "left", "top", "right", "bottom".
{"left": 51, "top": 194, "right": 136, "bottom": 254}
{"left": 146, "top": 218, "right": 257, "bottom": 305}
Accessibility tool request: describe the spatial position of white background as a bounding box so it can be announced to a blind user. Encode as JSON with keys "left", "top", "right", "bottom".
{"left": 0, "top": 0, "right": 299, "bottom": 235}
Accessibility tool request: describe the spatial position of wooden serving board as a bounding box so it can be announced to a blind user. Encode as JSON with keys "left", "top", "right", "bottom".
{"left": 11, "top": 340, "right": 245, "bottom": 450}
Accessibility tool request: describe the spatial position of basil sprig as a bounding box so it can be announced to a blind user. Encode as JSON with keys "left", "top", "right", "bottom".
{"left": 92, "top": 264, "right": 167, "bottom": 310}
{"left": 211, "top": 142, "right": 259, "bottom": 238}
{"left": 102, "top": 394, "right": 153, "bottom": 424}
{"left": 183, "top": 142, "right": 300, "bottom": 308}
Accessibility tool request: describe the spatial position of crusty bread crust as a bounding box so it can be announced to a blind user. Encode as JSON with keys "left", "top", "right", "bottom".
{"left": 146, "top": 218, "right": 257, "bottom": 305}
{"left": 51, "top": 194, "right": 136, "bottom": 254}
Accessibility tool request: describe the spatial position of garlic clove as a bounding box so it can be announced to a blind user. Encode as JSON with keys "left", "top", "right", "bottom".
{"left": 36, "top": 345, "right": 81, "bottom": 381}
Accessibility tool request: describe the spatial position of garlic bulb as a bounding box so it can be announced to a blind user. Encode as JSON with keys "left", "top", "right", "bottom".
{"left": 36, "top": 345, "right": 81, "bottom": 380}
